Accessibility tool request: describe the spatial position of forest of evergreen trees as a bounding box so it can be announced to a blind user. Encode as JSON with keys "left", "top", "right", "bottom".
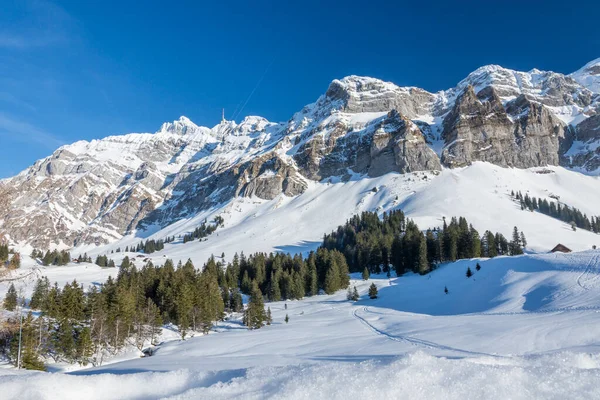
{"left": 321, "top": 210, "right": 526, "bottom": 275}
{"left": 182, "top": 217, "right": 223, "bottom": 244}
{"left": 513, "top": 190, "right": 600, "bottom": 233}
{"left": 1, "top": 210, "right": 528, "bottom": 370}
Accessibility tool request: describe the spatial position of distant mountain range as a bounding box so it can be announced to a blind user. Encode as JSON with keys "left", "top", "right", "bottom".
{"left": 1, "top": 58, "right": 599, "bottom": 249}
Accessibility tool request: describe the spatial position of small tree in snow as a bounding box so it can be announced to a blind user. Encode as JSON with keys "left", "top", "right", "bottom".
{"left": 466, "top": 267, "right": 473, "bottom": 278}
{"left": 444, "top": 286, "right": 449, "bottom": 295}
{"left": 352, "top": 286, "right": 359, "bottom": 301}
{"left": 284, "top": 314, "right": 289, "bottom": 324}
{"left": 368, "top": 283, "right": 378, "bottom": 299}
{"left": 475, "top": 262, "right": 481, "bottom": 271}
{"left": 362, "top": 267, "right": 370, "bottom": 281}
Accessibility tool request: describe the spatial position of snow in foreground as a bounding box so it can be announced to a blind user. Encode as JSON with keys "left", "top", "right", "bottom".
{"left": 1, "top": 351, "right": 599, "bottom": 400}
{"left": 2, "top": 250, "right": 600, "bottom": 399}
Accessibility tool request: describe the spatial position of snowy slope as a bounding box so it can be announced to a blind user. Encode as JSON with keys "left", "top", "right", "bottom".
{"left": 72, "top": 163, "right": 600, "bottom": 269}
{"left": 2, "top": 250, "right": 600, "bottom": 399}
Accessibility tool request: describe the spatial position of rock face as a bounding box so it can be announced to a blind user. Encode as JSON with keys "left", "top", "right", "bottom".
{"left": 441, "top": 87, "right": 568, "bottom": 168}
{"left": 1, "top": 59, "right": 600, "bottom": 248}
{"left": 562, "top": 115, "right": 600, "bottom": 173}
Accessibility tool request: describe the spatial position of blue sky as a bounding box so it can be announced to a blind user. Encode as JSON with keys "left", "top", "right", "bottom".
{"left": 1, "top": 0, "right": 599, "bottom": 178}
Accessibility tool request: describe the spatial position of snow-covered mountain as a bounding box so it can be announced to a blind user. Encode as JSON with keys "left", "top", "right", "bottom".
{"left": 1, "top": 59, "right": 599, "bottom": 249}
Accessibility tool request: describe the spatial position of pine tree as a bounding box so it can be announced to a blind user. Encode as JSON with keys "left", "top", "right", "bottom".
{"left": 368, "top": 283, "right": 378, "bottom": 299}
{"left": 76, "top": 327, "right": 94, "bottom": 366}
{"left": 466, "top": 267, "right": 473, "bottom": 278}
{"left": 520, "top": 231, "right": 527, "bottom": 248}
{"left": 284, "top": 314, "right": 289, "bottom": 324}
{"left": 30, "top": 277, "right": 50, "bottom": 310}
{"left": 362, "top": 267, "right": 370, "bottom": 280}
{"left": 417, "top": 235, "right": 429, "bottom": 275}
{"left": 266, "top": 307, "right": 272, "bottom": 325}
{"left": 352, "top": 286, "right": 359, "bottom": 301}
{"left": 4, "top": 283, "right": 17, "bottom": 311}
{"left": 444, "top": 286, "right": 449, "bottom": 294}
{"left": 244, "top": 282, "right": 267, "bottom": 330}
{"left": 53, "top": 319, "right": 76, "bottom": 361}
{"left": 346, "top": 287, "right": 354, "bottom": 301}
{"left": 475, "top": 262, "right": 481, "bottom": 271}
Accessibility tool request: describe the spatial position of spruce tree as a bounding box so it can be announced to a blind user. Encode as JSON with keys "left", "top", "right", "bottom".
{"left": 76, "top": 327, "right": 94, "bottom": 366}
{"left": 476, "top": 262, "right": 481, "bottom": 271}
{"left": 244, "top": 282, "right": 267, "bottom": 330}
{"left": 346, "top": 287, "right": 353, "bottom": 301}
{"left": 4, "top": 283, "right": 17, "bottom": 311}
{"left": 266, "top": 307, "right": 272, "bottom": 325}
{"left": 444, "top": 286, "right": 449, "bottom": 294}
{"left": 466, "top": 267, "right": 473, "bottom": 278}
{"left": 352, "top": 286, "right": 359, "bottom": 301}
{"left": 284, "top": 314, "right": 289, "bottom": 324}
{"left": 368, "top": 283, "right": 378, "bottom": 299}
{"left": 417, "top": 235, "right": 429, "bottom": 275}
{"left": 362, "top": 267, "right": 370, "bottom": 280}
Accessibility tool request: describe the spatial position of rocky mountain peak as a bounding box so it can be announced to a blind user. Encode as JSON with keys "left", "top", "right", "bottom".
{"left": 571, "top": 58, "right": 600, "bottom": 93}
{"left": 157, "top": 115, "right": 201, "bottom": 135}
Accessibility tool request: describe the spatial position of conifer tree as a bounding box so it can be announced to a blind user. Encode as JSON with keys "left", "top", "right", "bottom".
{"left": 476, "top": 262, "right": 481, "bottom": 271}
{"left": 244, "top": 282, "right": 267, "bottom": 330}
{"left": 444, "top": 286, "right": 449, "bottom": 294}
{"left": 466, "top": 267, "right": 473, "bottom": 278}
{"left": 352, "top": 286, "right": 359, "bottom": 301}
{"left": 368, "top": 283, "right": 378, "bottom": 299}
{"left": 76, "top": 327, "right": 94, "bottom": 366}
{"left": 284, "top": 314, "right": 289, "bottom": 324}
{"left": 266, "top": 307, "right": 272, "bottom": 325}
{"left": 362, "top": 267, "right": 370, "bottom": 280}
{"left": 346, "top": 286, "right": 354, "bottom": 301}
{"left": 4, "top": 283, "right": 17, "bottom": 311}
{"left": 417, "top": 235, "right": 429, "bottom": 275}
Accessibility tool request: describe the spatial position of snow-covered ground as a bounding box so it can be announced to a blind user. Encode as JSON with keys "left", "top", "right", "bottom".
{"left": 2, "top": 251, "right": 600, "bottom": 399}
{"left": 2, "top": 162, "right": 600, "bottom": 399}
{"left": 73, "top": 162, "right": 600, "bottom": 268}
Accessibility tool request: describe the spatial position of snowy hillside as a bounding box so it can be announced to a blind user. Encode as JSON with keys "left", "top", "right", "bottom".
{"left": 2, "top": 250, "right": 600, "bottom": 399}
{"left": 73, "top": 162, "right": 600, "bottom": 268}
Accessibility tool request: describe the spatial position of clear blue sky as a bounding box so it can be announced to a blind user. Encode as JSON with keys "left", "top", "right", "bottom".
{"left": 1, "top": 0, "right": 599, "bottom": 178}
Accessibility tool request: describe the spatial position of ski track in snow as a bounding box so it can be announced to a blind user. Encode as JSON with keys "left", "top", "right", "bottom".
{"left": 352, "top": 306, "right": 504, "bottom": 358}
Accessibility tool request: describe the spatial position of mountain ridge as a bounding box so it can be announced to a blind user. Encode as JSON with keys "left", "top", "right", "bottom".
{"left": 1, "top": 59, "right": 599, "bottom": 248}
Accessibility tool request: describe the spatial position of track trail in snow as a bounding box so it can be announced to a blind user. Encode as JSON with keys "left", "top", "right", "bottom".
{"left": 351, "top": 306, "right": 505, "bottom": 359}
{"left": 576, "top": 252, "right": 600, "bottom": 291}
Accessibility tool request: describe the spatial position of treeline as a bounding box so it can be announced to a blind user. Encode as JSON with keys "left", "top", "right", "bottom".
{"left": 1, "top": 242, "right": 20, "bottom": 269}
{"left": 183, "top": 222, "right": 217, "bottom": 243}
{"left": 513, "top": 190, "right": 600, "bottom": 233}
{"left": 32, "top": 249, "right": 71, "bottom": 266}
{"left": 236, "top": 248, "right": 349, "bottom": 301}
{"left": 94, "top": 255, "right": 116, "bottom": 268}
{"left": 322, "top": 211, "right": 526, "bottom": 275}
{"left": 0, "top": 253, "right": 273, "bottom": 369}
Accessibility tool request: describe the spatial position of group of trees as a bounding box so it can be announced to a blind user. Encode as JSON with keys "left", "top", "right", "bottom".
{"left": 37, "top": 249, "right": 71, "bottom": 266}
{"left": 1, "top": 208, "right": 534, "bottom": 371}
{"left": 513, "top": 190, "right": 600, "bottom": 233}
{"left": 0, "top": 254, "right": 255, "bottom": 369}
{"left": 1, "top": 242, "right": 20, "bottom": 269}
{"left": 183, "top": 221, "right": 218, "bottom": 244}
{"left": 133, "top": 239, "right": 166, "bottom": 254}
{"left": 322, "top": 211, "right": 526, "bottom": 276}
{"left": 236, "top": 248, "right": 350, "bottom": 300}
{"left": 94, "top": 255, "right": 116, "bottom": 268}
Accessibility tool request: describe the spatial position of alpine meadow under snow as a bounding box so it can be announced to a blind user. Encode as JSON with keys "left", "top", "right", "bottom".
{"left": 1, "top": 57, "right": 600, "bottom": 399}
